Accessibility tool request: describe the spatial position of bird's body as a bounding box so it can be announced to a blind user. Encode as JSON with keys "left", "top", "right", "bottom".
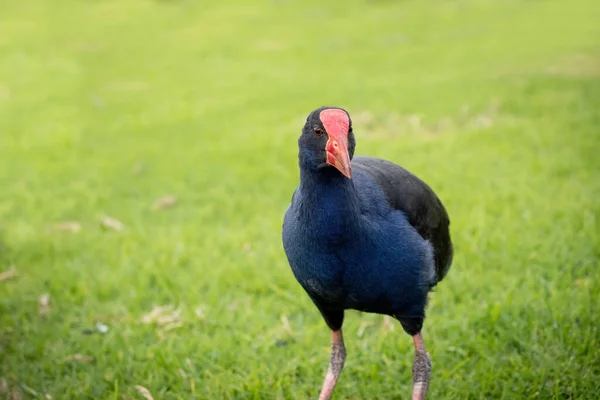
{"left": 282, "top": 107, "right": 453, "bottom": 400}
{"left": 283, "top": 157, "right": 446, "bottom": 331}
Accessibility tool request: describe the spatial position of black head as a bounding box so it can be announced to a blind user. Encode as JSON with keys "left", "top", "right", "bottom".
{"left": 298, "top": 106, "right": 356, "bottom": 178}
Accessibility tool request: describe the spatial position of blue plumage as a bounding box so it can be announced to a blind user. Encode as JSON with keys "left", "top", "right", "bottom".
{"left": 283, "top": 166, "right": 435, "bottom": 321}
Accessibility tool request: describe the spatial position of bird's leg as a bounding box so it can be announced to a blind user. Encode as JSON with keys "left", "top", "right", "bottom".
{"left": 318, "top": 329, "right": 346, "bottom": 400}
{"left": 411, "top": 333, "right": 432, "bottom": 400}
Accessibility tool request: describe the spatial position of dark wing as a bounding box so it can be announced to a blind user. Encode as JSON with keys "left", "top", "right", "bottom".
{"left": 352, "top": 156, "right": 453, "bottom": 282}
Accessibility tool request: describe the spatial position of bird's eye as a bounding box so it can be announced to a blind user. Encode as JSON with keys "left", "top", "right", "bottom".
{"left": 313, "top": 128, "right": 324, "bottom": 137}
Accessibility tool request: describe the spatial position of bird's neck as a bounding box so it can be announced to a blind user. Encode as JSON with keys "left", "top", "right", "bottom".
{"left": 297, "top": 167, "right": 362, "bottom": 240}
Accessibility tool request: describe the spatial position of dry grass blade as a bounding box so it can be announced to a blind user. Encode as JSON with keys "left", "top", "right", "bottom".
{"left": 135, "top": 385, "right": 154, "bottom": 400}
{"left": 0, "top": 266, "right": 18, "bottom": 282}
{"left": 141, "top": 305, "right": 180, "bottom": 325}
{"left": 280, "top": 315, "right": 294, "bottom": 335}
{"left": 382, "top": 315, "right": 395, "bottom": 331}
{"left": 357, "top": 321, "right": 376, "bottom": 337}
{"left": 10, "top": 387, "right": 23, "bottom": 400}
{"left": 0, "top": 378, "right": 7, "bottom": 393}
{"left": 53, "top": 221, "right": 81, "bottom": 233}
{"left": 39, "top": 293, "right": 51, "bottom": 315}
{"left": 63, "top": 354, "right": 94, "bottom": 363}
{"left": 100, "top": 216, "right": 124, "bottom": 231}
{"left": 161, "top": 321, "right": 183, "bottom": 332}
{"left": 141, "top": 305, "right": 168, "bottom": 323}
{"left": 195, "top": 306, "right": 207, "bottom": 320}
{"left": 152, "top": 195, "right": 177, "bottom": 210}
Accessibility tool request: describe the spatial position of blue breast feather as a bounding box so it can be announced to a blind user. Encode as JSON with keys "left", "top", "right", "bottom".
{"left": 282, "top": 169, "right": 435, "bottom": 318}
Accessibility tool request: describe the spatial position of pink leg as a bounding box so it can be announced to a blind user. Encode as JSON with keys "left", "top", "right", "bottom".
{"left": 318, "top": 330, "right": 346, "bottom": 400}
{"left": 411, "top": 333, "right": 432, "bottom": 400}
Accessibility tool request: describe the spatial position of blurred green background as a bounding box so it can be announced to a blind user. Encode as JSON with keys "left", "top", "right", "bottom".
{"left": 1, "top": 0, "right": 599, "bottom": 399}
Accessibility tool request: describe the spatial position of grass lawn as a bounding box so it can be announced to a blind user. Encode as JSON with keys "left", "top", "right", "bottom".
{"left": 1, "top": 0, "right": 599, "bottom": 398}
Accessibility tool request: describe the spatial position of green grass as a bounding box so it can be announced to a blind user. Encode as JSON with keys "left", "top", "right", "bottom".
{"left": 1, "top": 0, "right": 600, "bottom": 398}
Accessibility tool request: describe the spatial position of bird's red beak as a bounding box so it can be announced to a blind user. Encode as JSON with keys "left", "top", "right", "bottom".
{"left": 320, "top": 109, "right": 352, "bottom": 179}
{"left": 326, "top": 134, "right": 352, "bottom": 179}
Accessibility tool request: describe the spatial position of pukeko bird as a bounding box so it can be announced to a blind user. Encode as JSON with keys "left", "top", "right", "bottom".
{"left": 282, "top": 107, "right": 453, "bottom": 400}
